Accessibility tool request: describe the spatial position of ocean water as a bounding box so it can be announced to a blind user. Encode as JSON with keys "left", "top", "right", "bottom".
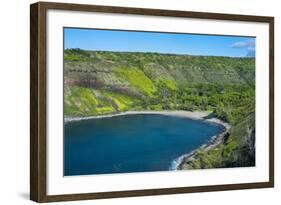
{"left": 64, "top": 114, "right": 224, "bottom": 176}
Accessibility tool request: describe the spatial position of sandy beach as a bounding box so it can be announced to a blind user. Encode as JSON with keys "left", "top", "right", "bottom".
{"left": 64, "top": 110, "right": 212, "bottom": 123}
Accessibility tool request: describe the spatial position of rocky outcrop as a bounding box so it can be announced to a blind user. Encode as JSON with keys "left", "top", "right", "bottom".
{"left": 178, "top": 113, "right": 255, "bottom": 170}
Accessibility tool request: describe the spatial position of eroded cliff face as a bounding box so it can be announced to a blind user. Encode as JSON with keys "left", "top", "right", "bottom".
{"left": 226, "top": 128, "right": 255, "bottom": 167}
{"left": 64, "top": 50, "right": 255, "bottom": 118}
{"left": 64, "top": 51, "right": 255, "bottom": 96}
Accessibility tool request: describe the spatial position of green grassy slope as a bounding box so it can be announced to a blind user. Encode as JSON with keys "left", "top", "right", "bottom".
{"left": 64, "top": 48, "right": 255, "bottom": 169}
{"left": 64, "top": 86, "right": 141, "bottom": 116}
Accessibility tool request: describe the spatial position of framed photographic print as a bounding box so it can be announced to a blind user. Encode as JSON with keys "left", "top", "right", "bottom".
{"left": 30, "top": 1, "right": 274, "bottom": 202}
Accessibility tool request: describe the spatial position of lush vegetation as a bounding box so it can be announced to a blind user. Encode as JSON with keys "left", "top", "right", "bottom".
{"left": 64, "top": 49, "right": 255, "bottom": 168}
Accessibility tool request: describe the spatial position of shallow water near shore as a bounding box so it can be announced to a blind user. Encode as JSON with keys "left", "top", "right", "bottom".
{"left": 64, "top": 114, "right": 224, "bottom": 176}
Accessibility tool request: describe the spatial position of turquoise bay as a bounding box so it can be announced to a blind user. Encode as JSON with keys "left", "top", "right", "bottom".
{"left": 64, "top": 114, "right": 224, "bottom": 176}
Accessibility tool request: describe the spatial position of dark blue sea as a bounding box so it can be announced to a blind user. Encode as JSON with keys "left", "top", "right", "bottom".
{"left": 64, "top": 114, "right": 223, "bottom": 176}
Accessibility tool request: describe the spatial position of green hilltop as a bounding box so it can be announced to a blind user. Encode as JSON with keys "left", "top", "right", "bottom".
{"left": 64, "top": 48, "right": 255, "bottom": 169}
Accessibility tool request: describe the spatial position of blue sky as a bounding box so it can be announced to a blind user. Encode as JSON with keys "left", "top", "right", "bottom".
{"left": 64, "top": 28, "right": 255, "bottom": 57}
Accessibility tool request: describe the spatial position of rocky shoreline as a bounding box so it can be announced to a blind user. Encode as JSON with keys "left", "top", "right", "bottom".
{"left": 175, "top": 118, "right": 231, "bottom": 170}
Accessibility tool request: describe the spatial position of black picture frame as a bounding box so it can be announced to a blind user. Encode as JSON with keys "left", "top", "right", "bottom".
{"left": 30, "top": 1, "right": 274, "bottom": 202}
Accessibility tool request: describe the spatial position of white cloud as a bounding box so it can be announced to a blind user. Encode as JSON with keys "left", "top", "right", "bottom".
{"left": 231, "top": 40, "right": 255, "bottom": 57}
{"left": 232, "top": 40, "right": 255, "bottom": 48}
